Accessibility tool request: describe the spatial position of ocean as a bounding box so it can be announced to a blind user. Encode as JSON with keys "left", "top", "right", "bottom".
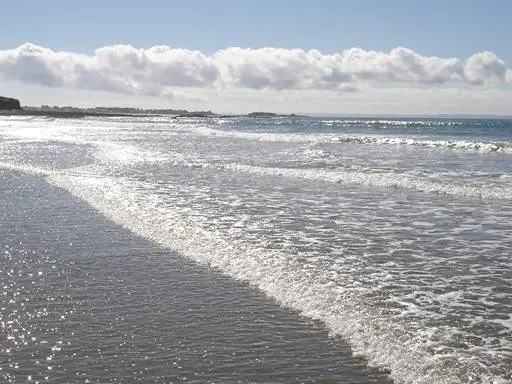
{"left": 0, "top": 115, "right": 511, "bottom": 383}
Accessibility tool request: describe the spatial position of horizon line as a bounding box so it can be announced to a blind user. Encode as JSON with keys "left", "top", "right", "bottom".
{"left": 13, "top": 105, "right": 512, "bottom": 120}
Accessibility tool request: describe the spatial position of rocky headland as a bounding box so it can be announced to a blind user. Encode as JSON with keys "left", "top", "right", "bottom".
{"left": 0, "top": 96, "right": 22, "bottom": 111}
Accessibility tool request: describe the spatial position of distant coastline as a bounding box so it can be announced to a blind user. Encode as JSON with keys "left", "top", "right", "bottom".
{"left": 1, "top": 96, "right": 511, "bottom": 120}
{"left": 0, "top": 105, "right": 307, "bottom": 119}
{"left": 2, "top": 107, "right": 512, "bottom": 121}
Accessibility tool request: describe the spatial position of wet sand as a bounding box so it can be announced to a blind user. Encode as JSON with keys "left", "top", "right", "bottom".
{"left": 0, "top": 171, "right": 392, "bottom": 383}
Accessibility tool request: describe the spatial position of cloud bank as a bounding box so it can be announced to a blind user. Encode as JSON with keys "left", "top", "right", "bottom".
{"left": 0, "top": 43, "right": 511, "bottom": 99}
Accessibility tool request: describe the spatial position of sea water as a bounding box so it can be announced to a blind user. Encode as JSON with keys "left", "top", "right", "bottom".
{"left": 0, "top": 115, "right": 511, "bottom": 383}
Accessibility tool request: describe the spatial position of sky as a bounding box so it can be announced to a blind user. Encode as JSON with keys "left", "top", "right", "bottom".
{"left": 1, "top": 0, "right": 511, "bottom": 115}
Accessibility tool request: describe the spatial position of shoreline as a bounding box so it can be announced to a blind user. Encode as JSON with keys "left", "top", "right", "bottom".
{"left": 0, "top": 109, "right": 150, "bottom": 118}
{"left": 0, "top": 109, "right": 306, "bottom": 119}
{"left": 0, "top": 169, "right": 393, "bottom": 383}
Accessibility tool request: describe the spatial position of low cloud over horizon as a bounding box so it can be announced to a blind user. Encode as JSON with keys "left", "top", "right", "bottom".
{"left": 1, "top": 43, "right": 512, "bottom": 114}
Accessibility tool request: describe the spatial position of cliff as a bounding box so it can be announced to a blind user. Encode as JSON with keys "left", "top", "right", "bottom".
{"left": 0, "top": 96, "right": 22, "bottom": 110}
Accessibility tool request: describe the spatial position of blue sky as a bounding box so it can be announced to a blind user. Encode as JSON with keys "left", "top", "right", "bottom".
{"left": 1, "top": 0, "right": 511, "bottom": 114}
{"left": 1, "top": 0, "right": 511, "bottom": 61}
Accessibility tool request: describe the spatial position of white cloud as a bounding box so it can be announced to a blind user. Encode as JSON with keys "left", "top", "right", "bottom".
{"left": 2, "top": 43, "right": 512, "bottom": 115}
{"left": 0, "top": 44, "right": 65, "bottom": 87}
{"left": 463, "top": 51, "right": 510, "bottom": 85}
{"left": 3, "top": 78, "right": 512, "bottom": 115}
{"left": 340, "top": 47, "right": 465, "bottom": 85}
{"left": 1, "top": 43, "right": 511, "bottom": 98}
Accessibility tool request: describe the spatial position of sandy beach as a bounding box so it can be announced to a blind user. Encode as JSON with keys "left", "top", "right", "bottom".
{"left": 0, "top": 171, "right": 392, "bottom": 383}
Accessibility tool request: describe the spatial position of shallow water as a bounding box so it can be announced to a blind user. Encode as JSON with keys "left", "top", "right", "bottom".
{"left": 0, "top": 172, "right": 391, "bottom": 383}
{"left": 1, "top": 115, "right": 511, "bottom": 383}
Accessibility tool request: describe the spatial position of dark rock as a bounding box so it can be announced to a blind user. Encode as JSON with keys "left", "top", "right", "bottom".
{"left": 176, "top": 112, "right": 212, "bottom": 118}
{"left": 247, "top": 112, "right": 278, "bottom": 118}
{"left": 0, "top": 96, "right": 22, "bottom": 111}
{"left": 246, "top": 112, "right": 306, "bottom": 118}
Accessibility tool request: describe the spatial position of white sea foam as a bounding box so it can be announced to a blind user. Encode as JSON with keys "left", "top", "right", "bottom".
{"left": 2, "top": 115, "right": 512, "bottom": 384}
{"left": 192, "top": 126, "right": 512, "bottom": 153}
{"left": 45, "top": 170, "right": 512, "bottom": 384}
{"left": 0, "top": 161, "right": 51, "bottom": 176}
{"left": 93, "top": 143, "right": 171, "bottom": 165}
{"left": 217, "top": 163, "right": 512, "bottom": 201}
{"left": 319, "top": 119, "right": 466, "bottom": 127}
{"left": 332, "top": 135, "right": 510, "bottom": 152}
{"left": 54, "top": 137, "right": 512, "bottom": 201}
